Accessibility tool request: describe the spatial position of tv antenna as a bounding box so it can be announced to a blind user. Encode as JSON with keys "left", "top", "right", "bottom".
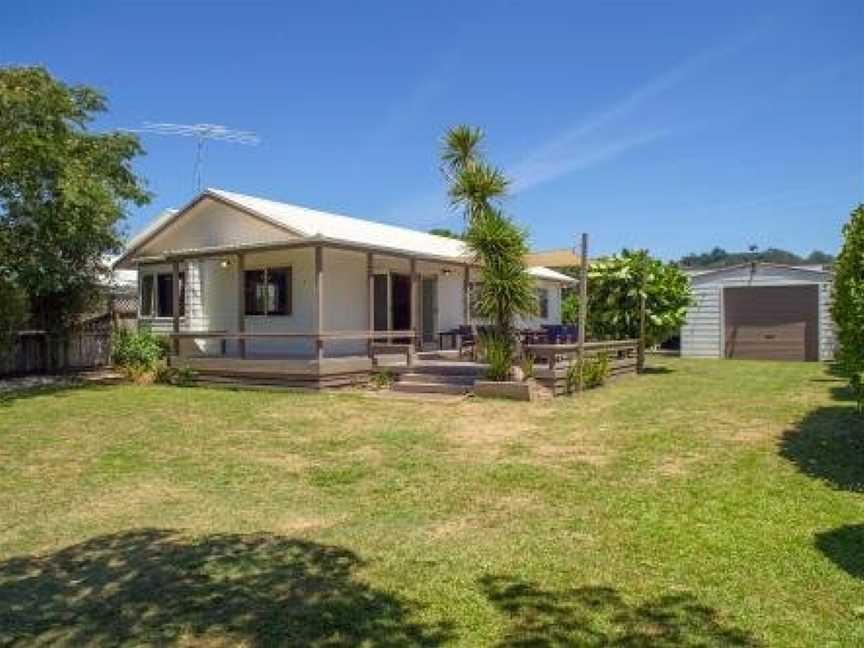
{"left": 123, "top": 122, "right": 262, "bottom": 191}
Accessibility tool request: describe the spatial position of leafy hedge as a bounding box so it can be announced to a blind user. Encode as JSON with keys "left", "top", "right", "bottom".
{"left": 832, "top": 204, "right": 864, "bottom": 413}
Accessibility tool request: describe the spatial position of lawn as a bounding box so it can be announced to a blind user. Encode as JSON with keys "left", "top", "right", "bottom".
{"left": 1, "top": 357, "right": 862, "bottom": 646}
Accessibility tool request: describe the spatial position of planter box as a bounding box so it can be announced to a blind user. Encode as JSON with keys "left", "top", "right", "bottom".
{"left": 473, "top": 380, "right": 535, "bottom": 401}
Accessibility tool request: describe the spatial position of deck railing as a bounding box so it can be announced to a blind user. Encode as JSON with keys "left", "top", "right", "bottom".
{"left": 522, "top": 339, "right": 640, "bottom": 370}
{"left": 166, "top": 330, "right": 419, "bottom": 365}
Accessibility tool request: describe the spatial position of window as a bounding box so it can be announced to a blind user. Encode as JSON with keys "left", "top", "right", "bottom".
{"left": 535, "top": 287, "right": 549, "bottom": 319}
{"left": 245, "top": 267, "right": 291, "bottom": 316}
{"left": 140, "top": 275, "right": 154, "bottom": 317}
{"left": 156, "top": 272, "right": 185, "bottom": 318}
{"left": 139, "top": 271, "right": 184, "bottom": 318}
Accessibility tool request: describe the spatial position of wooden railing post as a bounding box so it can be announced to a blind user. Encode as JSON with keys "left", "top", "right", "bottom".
{"left": 577, "top": 233, "right": 589, "bottom": 393}
{"left": 637, "top": 281, "right": 647, "bottom": 374}
{"left": 171, "top": 259, "right": 181, "bottom": 356}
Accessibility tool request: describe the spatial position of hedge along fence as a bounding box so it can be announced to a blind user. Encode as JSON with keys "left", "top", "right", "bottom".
{"left": 0, "top": 318, "right": 113, "bottom": 377}
{"left": 524, "top": 339, "right": 639, "bottom": 397}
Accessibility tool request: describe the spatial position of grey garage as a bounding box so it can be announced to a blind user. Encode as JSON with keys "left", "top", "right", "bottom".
{"left": 681, "top": 263, "right": 835, "bottom": 362}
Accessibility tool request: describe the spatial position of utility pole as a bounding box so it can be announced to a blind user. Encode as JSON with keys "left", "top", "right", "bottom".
{"left": 637, "top": 269, "right": 647, "bottom": 373}
{"left": 577, "top": 233, "right": 588, "bottom": 392}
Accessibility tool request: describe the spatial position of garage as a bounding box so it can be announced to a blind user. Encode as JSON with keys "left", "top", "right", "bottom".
{"left": 680, "top": 263, "right": 835, "bottom": 362}
{"left": 724, "top": 285, "right": 818, "bottom": 361}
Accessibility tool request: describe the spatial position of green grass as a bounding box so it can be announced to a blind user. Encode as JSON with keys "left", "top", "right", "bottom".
{"left": 1, "top": 357, "right": 862, "bottom": 646}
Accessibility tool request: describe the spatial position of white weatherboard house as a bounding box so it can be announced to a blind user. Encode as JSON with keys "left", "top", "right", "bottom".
{"left": 113, "top": 189, "right": 575, "bottom": 386}
{"left": 681, "top": 262, "right": 835, "bottom": 362}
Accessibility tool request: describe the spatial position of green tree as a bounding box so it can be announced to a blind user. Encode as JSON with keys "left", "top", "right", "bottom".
{"left": 565, "top": 249, "right": 691, "bottom": 346}
{"left": 441, "top": 126, "right": 536, "bottom": 380}
{"left": 831, "top": 205, "right": 864, "bottom": 412}
{"left": 0, "top": 66, "right": 150, "bottom": 335}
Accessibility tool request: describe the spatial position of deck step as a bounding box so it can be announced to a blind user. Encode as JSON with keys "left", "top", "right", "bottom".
{"left": 398, "top": 372, "right": 475, "bottom": 385}
{"left": 391, "top": 363, "right": 484, "bottom": 377}
{"left": 392, "top": 381, "right": 472, "bottom": 395}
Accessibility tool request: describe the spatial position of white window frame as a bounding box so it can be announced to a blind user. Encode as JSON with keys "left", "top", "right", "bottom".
{"left": 138, "top": 270, "right": 185, "bottom": 320}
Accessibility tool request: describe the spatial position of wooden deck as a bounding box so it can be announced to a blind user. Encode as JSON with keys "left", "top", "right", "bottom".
{"left": 168, "top": 342, "right": 639, "bottom": 395}
{"left": 171, "top": 355, "right": 374, "bottom": 390}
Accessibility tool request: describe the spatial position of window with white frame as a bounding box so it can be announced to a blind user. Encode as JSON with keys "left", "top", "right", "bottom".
{"left": 139, "top": 271, "right": 184, "bottom": 318}
{"left": 244, "top": 267, "right": 291, "bottom": 316}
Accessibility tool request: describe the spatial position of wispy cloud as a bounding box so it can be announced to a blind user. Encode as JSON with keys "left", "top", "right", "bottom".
{"left": 509, "top": 30, "right": 760, "bottom": 193}
{"left": 511, "top": 129, "right": 670, "bottom": 192}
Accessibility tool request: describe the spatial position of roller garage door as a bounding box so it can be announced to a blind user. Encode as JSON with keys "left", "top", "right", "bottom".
{"left": 724, "top": 285, "right": 818, "bottom": 361}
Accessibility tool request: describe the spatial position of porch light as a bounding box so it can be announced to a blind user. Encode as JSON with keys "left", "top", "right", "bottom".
{"left": 441, "top": 268, "right": 452, "bottom": 276}
{"left": 220, "top": 258, "right": 232, "bottom": 269}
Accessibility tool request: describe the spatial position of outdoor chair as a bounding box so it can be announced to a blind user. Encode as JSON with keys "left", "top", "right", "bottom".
{"left": 457, "top": 325, "right": 476, "bottom": 358}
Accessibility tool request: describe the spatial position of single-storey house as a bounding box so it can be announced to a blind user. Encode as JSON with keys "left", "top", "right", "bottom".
{"left": 680, "top": 262, "right": 835, "bottom": 362}
{"left": 113, "top": 188, "right": 575, "bottom": 365}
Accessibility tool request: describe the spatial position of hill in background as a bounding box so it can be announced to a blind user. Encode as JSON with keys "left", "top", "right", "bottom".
{"left": 678, "top": 247, "right": 834, "bottom": 269}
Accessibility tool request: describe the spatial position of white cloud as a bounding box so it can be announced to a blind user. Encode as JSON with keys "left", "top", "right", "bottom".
{"left": 508, "top": 30, "right": 759, "bottom": 193}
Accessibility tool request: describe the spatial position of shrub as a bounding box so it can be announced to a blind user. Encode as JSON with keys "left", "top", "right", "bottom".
{"left": 155, "top": 365, "right": 196, "bottom": 387}
{"left": 370, "top": 369, "right": 395, "bottom": 390}
{"left": 520, "top": 352, "right": 535, "bottom": 380}
{"left": 482, "top": 331, "right": 514, "bottom": 381}
{"left": 571, "top": 250, "right": 691, "bottom": 346}
{"left": 851, "top": 370, "right": 864, "bottom": 416}
{"left": 566, "top": 352, "right": 610, "bottom": 393}
{"left": 112, "top": 327, "right": 166, "bottom": 379}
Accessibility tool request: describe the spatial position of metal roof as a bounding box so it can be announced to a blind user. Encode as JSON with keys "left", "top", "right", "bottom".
{"left": 115, "top": 189, "right": 576, "bottom": 283}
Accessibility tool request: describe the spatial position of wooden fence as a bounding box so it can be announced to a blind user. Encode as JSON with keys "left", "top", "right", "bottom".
{"left": 1, "top": 318, "right": 113, "bottom": 377}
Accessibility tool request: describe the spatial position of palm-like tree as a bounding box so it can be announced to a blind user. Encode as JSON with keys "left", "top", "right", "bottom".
{"left": 448, "top": 162, "right": 509, "bottom": 225}
{"left": 442, "top": 125, "right": 508, "bottom": 227}
{"left": 441, "top": 125, "right": 483, "bottom": 175}
{"left": 440, "top": 125, "right": 537, "bottom": 380}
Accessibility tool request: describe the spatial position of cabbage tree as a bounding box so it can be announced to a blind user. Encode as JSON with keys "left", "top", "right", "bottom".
{"left": 441, "top": 126, "right": 536, "bottom": 379}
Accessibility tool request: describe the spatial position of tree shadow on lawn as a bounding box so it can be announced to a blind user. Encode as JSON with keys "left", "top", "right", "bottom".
{"left": 815, "top": 525, "right": 864, "bottom": 580}
{"left": 778, "top": 392, "right": 864, "bottom": 493}
{"left": 480, "top": 575, "right": 760, "bottom": 646}
{"left": 0, "top": 380, "right": 109, "bottom": 408}
{"left": 0, "top": 529, "right": 452, "bottom": 647}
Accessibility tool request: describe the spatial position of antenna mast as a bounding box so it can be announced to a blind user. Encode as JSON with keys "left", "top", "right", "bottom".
{"left": 124, "top": 122, "right": 262, "bottom": 191}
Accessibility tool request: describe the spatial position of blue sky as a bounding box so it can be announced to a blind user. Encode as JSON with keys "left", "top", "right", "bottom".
{"left": 3, "top": 1, "right": 861, "bottom": 259}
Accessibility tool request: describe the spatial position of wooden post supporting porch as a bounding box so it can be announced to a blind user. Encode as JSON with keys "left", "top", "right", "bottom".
{"left": 171, "top": 260, "right": 180, "bottom": 356}
{"left": 314, "top": 245, "right": 324, "bottom": 362}
{"left": 410, "top": 257, "right": 418, "bottom": 360}
{"left": 367, "top": 252, "right": 374, "bottom": 358}
{"left": 237, "top": 253, "right": 246, "bottom": 358}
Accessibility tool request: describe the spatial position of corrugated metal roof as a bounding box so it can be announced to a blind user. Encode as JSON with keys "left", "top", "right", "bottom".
{"left": 117, "top": 188, "right": 576, "bottom": 283}
{"left": 211, "top": 189, "right": 470, "bottom": 261}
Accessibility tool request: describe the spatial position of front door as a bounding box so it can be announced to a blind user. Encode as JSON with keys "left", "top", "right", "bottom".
{"left": 421, "top": 277, "right": 438, "bottom": 344}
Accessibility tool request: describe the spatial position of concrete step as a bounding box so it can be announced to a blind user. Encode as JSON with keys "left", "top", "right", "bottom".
{"left": 398, "top": 372, "right": 475, "bottom": 385}
{"left": 392, "top": 381, "right": 472, "bottom": 395}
